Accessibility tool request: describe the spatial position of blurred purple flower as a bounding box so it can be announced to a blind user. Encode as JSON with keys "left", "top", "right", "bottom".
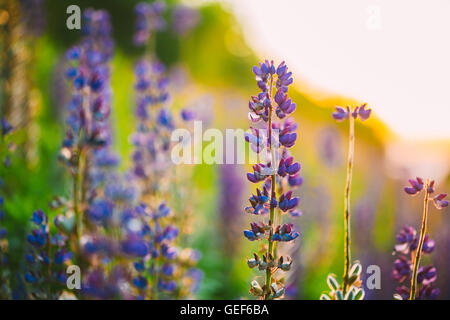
{"left": 134, "top": 1, "right": 166, "bottom": 46}
{"left": 172, "top": 5, "right": 200, "bottom": 36}
{"left": 332, "top": 104, "right": 371, "bottom": 122}
{"left": 219, "top": 164, "right": 244, "bottom": 256}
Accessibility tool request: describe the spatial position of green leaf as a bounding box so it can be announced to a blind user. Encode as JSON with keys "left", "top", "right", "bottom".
{"left": 354, "top": 288, "right": 365, "bottom": 300}
{"left": 327, "top": 274, "right": 340, "bottom": 292}
{"left": 345, "top": 289, "right": 355, "bottom": 300}
{"left": 349, "top": 262, "right": 362, "bottom": 277}
{"left": 320, "top": 293, "right": 331, "bottom": 300}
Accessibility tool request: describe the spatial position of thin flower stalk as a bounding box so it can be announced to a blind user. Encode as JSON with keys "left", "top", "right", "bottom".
{"left": 320, "top": 104, "right": 371, "bottom": 300}
{"left": 410, "top": 179, "right": 430, "bottom": 300}
{"left": 343, "top": 114, "right": 354, "bottom": 292}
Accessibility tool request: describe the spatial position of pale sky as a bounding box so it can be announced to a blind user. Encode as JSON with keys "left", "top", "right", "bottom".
{"left": 220, "top": 0, "right": 450, "bottom": 140}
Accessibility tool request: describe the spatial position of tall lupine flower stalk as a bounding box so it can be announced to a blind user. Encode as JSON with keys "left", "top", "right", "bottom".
{"left": 129, "top": 60, "right": 174, "bottom": 298}
{"left": 129, "top": 5, "right": 202, "bottom": 298}
{"left": 60, "top": 9, "right": 114, "bottom": 246}
{"left": 129, "top": 59, "right": 202, "bottom": 299}
{"left": 60, "top": 9, "right": 157, "bottom": 300}
{"left": 244, "top": 60, "right": 302, "bottom": 300}
{"left": 402, "top": 178, "right": 447, "bottom": 300}
{"left": 392, "top": 225, "right": 439, "bottom": 300}
{"left": 320, "top": 104, "right": 371, "bottom": 300}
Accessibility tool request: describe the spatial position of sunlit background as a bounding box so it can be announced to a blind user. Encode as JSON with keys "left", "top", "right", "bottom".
{"left": 0, "top": 0, "right": 449, "bottom": 300}
{"left": 221, "top": 0, "right": 450, "bottom": 181}
{"left": 224, "top": 0, "right": 450, "bottom": 140}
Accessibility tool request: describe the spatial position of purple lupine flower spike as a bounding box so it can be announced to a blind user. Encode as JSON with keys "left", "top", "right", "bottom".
{"left": 393, "top": 225, "right": 439, "bottom": 300}
{"left": 59, "top": 9, "right": 118, "bottom": 249}
{"left": 129, "top": 4, "right": 203, "bottom": 298}
{"left": 244, "top": 60, "right": 302, "bottom": 300}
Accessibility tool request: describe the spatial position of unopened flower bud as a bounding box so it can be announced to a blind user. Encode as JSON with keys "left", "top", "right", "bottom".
{"left": 250, "top": 280, "right": 264, "bottom": 296}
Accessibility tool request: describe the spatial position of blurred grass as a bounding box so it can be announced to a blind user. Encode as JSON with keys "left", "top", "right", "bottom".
{"left": 110, "top": 50, "right": 135, "bottom": 171}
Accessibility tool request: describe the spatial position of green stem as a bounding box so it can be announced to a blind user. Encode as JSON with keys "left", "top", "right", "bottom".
{"left": 409, "top": 179, "right": 430, "bottom": 300}
{"left": 264, "top": 174, "right": 276, "bottom": 299}
{"left": 343, "top": 116, "right": 354, "bottom": 294}
{"left": 264, "top": 75, "right": 276, "bottom": 300}
{"left": 73, "top": 88, "right": 90, "bottom": 245}
{"left": 73, "top": 149, "right": 82, "bottom": 242}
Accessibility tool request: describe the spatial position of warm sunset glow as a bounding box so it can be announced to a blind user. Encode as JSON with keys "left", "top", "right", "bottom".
{"left": 224, "top": 0, "right": 450, "bottom": 139}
